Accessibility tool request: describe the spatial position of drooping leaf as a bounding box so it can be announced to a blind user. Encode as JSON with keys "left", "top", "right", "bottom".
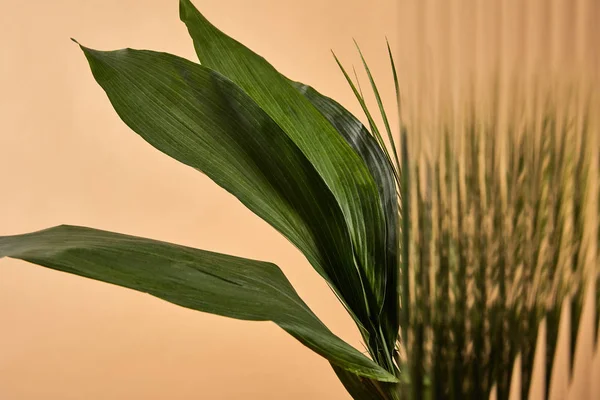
{"left": 0, "top": 225, "right": 397, "bottom": 382}
{"left": 76, "top": 44, "right": 371, "bottom": 345}
{"left": 179, "top": 0, "right": 396, "bottom": 358}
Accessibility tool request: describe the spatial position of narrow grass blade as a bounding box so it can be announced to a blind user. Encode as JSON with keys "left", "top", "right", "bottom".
{"left": 354, "top": 40, "right": 400, "bottom": 172}
{"left": 332, "top": 52, "right": 399, "bottom": 185}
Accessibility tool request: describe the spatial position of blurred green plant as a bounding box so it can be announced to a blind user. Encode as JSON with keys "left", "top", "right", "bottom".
{"left": 1, "top": 1, "right": 597, "bottom": 399}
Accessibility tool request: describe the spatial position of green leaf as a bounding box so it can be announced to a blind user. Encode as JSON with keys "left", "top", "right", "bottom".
{"left": 179, "top": 0, "right": 395, "bottom": 354}
{"left": 291, "top": 81, "right": 399, "bottom": 366}
{"left": 385, "top": 39, "right": 401, "bottom": 125}
{"left": 331, "top": 55, "right": 385, "bottom": 163}
{"left": 0, "top": 225, "right": 397, "bottom": 382}
{"left": 333, "top": 365, "right": 391, "bottom": 400}
{"left": 353, "top": 41, "right": 400, "bottom": 173}
{"left": 76, "top": 44, "right": 370, "bottom": 342}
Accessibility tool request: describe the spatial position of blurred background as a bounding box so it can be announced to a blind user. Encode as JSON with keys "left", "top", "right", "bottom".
{"left": 394, "top": 2, "right": 598, "bottom": 400}
{"left": 0, "top": 0, "right": 597, "bottom": 399}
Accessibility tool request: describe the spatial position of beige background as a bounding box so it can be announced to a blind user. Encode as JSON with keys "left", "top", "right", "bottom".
{"left": 1, "top": 0, "right": 598, "bottom": 399}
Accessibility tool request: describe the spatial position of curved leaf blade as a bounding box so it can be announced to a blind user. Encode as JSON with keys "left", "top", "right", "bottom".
{"left": 77, "top": 45, "right": 371, "bottom": 332}
{"left": 292, "top": 81, "right": 400, "bottom": 363}
{"left": 0, "top": 225, "right": 397, "bottom": 382}
{"left": 353, "top": 41, "right": 400, "bottom": 172}
{"left": 179, "top": 0, "right": 392, "bottom": 348}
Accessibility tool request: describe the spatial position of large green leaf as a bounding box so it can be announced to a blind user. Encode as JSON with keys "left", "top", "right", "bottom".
{"left": 292, "top": 83, "right": 400, "bottom": 398}
{"left": 76, "top": 44, "right": 371, "bottom": 338}
{"left": 0, "top": 225, "right": 396, "bottom": 382}
{"left": 292, "top": 81, "right": 400, "bottom": 364}
{"left": 179, "top": 0, "right": 395, "bottom": 355}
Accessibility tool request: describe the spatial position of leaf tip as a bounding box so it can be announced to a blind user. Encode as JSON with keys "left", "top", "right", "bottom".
{"left": 70, "top": 39, "right": 93, "bottom": 56}
{"left": 179, "top": 0, "right": 197, "bottom": 21}
{"left": 330, "top": 50, "right": 341, "bottom": 63}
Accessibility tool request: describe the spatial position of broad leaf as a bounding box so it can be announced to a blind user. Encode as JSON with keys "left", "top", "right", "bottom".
{"left": 0, "top": 225, "right": 397, "bottom": 382}
{"left": 180, "top": 0, "right": 395, "bottom": 355}
{"left": 77, "top": 45, "right": 371, "bottom": 341}
{"left": 292, "top": 81, "right": 400, "bottom": 364}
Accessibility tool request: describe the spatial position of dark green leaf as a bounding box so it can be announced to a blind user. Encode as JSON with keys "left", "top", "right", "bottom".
{"left": 77, "top": 44, "right": 372, "bottom": 343}
{"left": 291, "top": 81, "right": 399, "bottom": 367}
{"left": 179, "top": 0, "right": 394, "bottom": 354}
{"left": 0, "top": 225, "right": 397, "bottom": 382}
{"left": 353, "top": 41, "right": 400, "bottom": 172}
{"left": 385, "top": 39, "right": 401, "bottom": 125}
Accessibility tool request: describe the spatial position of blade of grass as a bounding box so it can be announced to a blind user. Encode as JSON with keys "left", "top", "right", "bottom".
{"left": 354, "top": 40, "right": 400, "bottom": 173}
{"left": 332, "top": 52, "right": 400, "bottom": 186}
